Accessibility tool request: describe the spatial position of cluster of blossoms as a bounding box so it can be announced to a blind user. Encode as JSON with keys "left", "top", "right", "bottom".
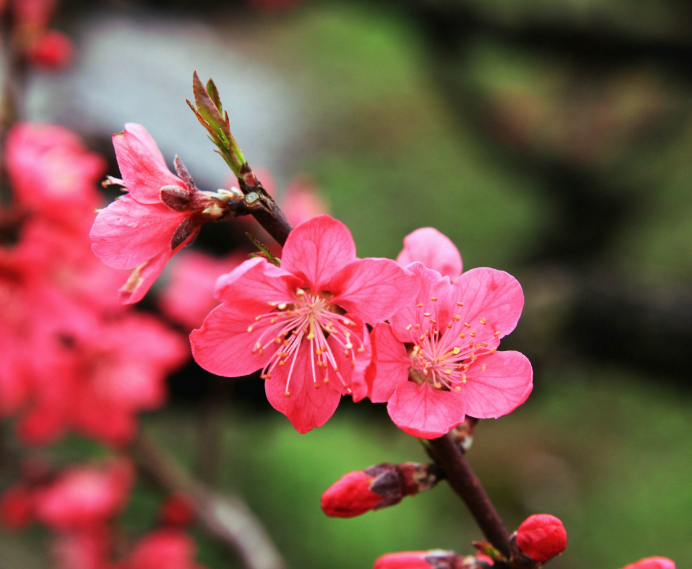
{"left": 0, "top": 0, "right": 74, "bottom": 69}
{"left": 0, "top": 458, "right": 205, "bottom": 569}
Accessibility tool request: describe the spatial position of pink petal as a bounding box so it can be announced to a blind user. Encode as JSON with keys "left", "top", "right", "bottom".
{"left": 113, "top": 128, "right": 185, "bottom": 204}
{"left": 368, "top": 323, "right": 410, "bottom": 403}
{"left": 462, "top": 350, "right": 533, "bottom": 419}
{"left": 118, "top": 248, "right": 174, "bottom": 305}
{"left": 451, "top": 267, "right": 524, "bottom": 339}
{"left": 332, "top": 315, "right": 372, "bottom": 403}
{"left": 190, "top": 303, "right": 272, "bottom": 378}
{"left": 396, "top": 227, "right": 463, "bottom": 280}
{"left": 264, "top": 342, "right": 343, "bottom": 433}
{"left": 280, "top": 215, "right": 356, "bottom": 291}
{"left": 389, "top": 263, "right": 453, "bottom": 343}
{"left": 91, "top": 195, "right": 185, "bottom": 270}
{"left": 124, "top": 123, "right": 167, "bottom": 167}
{"left": 387, "top": 382, "right": 466, "bottom": 439}
{"left": 330, "top": 258, "right": 419, "bottom": 324}
{"left": 214, "top": 257, "right": 302, "bottom": 305}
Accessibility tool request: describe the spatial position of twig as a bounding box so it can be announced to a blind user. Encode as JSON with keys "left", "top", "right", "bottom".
{"left": 425, "top": 433, "right": 512, "bottom": 559}
{"left": 196, "top": 376, "right": 229, "bottom": 486}
{"left": 132, "top": 431, "right": 286, "bottom": 569}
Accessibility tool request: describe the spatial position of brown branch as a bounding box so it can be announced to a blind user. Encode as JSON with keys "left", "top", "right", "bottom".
{"left": 132, "top": 431, "right": 286, "bottom": 569}
{"left": 425, "top": 433, "right": 512, "bottom": 559}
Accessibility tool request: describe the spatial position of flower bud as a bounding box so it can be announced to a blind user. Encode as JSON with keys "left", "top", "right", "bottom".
{"left": 159, "top": 493, "right": 195, "bottom": 527}
{"left": 374, "top": 550, "right": 460, "bottom": 569}
{"left": 25, "top": 30, "right": 74, "bottom": 70}
{"left": 622, "top": 558, "right": 676, "bottom": 569}
{"left": 513, "top": 514, "right": 567, "bottom": 564}
{"left": 321, "top": 462, "right": 441, "bottom": 518}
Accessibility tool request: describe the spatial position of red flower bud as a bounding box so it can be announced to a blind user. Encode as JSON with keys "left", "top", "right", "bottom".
{"left": 622, "top": 558, "right": 676, "bottom": 569}
{"left": 321, "top": 462, "right": 441, "bottom": 518}
{"left": 25, "top": 30, "right": 74, "bottom": 70}
{"left": 0, "top": 484, "right": 34, "bottom": 529}
{"left": 159, "top": 493, "right": 195, "bottom": 527}
{"left": 321, "top": 471, "right": 383, "bottom": 518}
{"left": 514, "top": 514, "right": 567, "bottom": 563}
{"left": 374, "top": 550, "right": 460, "bottom": 569}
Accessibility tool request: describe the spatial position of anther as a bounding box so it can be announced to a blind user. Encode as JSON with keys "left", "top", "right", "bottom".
{"left": 434, "top": 382, "right": 442, "bottom": 388}
{"left": 459, "top": 332, "right": 466, "bottom": 339}
{"left": 482, "top": 364, "right": 486, "bottom": 371}
{"left": 470, "top": 331, "right": 476, "bottom": 337}
{"left": 423, "top": 312, "right": 431, "bottom": 317}
{"left": 444, "top": 369, "right": 452, "bottom": 375}
{"left": 247, "top": 325, "right": 254, "bottom": 333}
{"left": 453, "top": 347, "right": 460, "bottom": 354}
{"left": 284, "top": 391, "right": 290, "bottom": 397}
{"left": 454, "top": 386, "right": 461, "bottom": 391}
{"left": 495, "top": 331, "right": 501, "bottom": 337}
{"left": 464, "top": 322, "right": 471, "bottom": 328}
{"left": 417, "top": 303, "right": 424, "bottom": 308}
{"left": 278, "top": 303, "right": 287, "bottom": 310}
{"left": 489, "top": 348, "right": 497, "bottom": 354}
{"left": 457, "top": 302, "right": 464, "bottom": 307}
{"left": 481, "top": 342, "right": 488, "bottom": 347}
{"left": 480, "top": 318, "right": 487, "bottom": 325}
{"left": 406, "top": 324, "right": 413, "bottom": 330}
{"left": 430, "top": 297, "right": 437, "bottom": 302}
{"left": 324, "top": 377, "right": 330, "bottom": 383}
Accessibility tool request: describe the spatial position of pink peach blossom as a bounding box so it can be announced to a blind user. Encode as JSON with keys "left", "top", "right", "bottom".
{"left": 623, "top": 558, "right": 676, "bottom": 569}
{"left": 191, "top": 215, "right": 418, "bottom": 433}
{"left": 91, "top": 124, "right": 237, "bottom": 304}
{"left": 52, "top": 528, "right": 114, "bottom": 569}
{"left": 367, "top": 230, "right": 532, "bottom": 439}
{"left": 396, "top": 227, "right": 462, "bottom": 280}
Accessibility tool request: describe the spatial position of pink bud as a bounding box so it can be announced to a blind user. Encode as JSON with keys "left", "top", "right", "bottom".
{"left": 623, "top": 558, "right": 676, "bottom": 569}
{"left": 374, "top": 551, "right": 459, "bottom": 569}
{"left": 514, "top": 514, "right": 567, "bottom": 563}
{"left": 25, "top": 30, "right": 74, "bottom": 70}
{"left": 321, "top": 471, "right": 383, "bottom": 518}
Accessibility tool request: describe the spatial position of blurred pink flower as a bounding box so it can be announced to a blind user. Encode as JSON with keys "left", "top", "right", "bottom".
{"left": 25, "top": 29, "right": 74, "bottom": 69}
{"left": 191, "top": 215, "right": 417, "bottom": 433}
{"left": 0, "top": 483, "right": 35, "bottom": 529}
{"left": 159, "top": 250, "right": 245, "bottom": 330}
{"left": 6, "top": 123, "right": 106, "bottom": 225}
{"left": 122, "top": 528, "right": 206, "bottom": 569}
{"left": 366, "top": 229, "right": 532, "bottom": 439}
{"left": 91, "top": 124, "right": 235, "bottom": 304}
{"left": 34, "top": 459, "right": 133, "bottom": 531}
{"left": 373, "top": 551, "right": 458, "bottom": 569}
{"left": 396, "top": 227, "right": 462, "bottom": 281}
{"left": 18, "top": 311, "right": 188, "bottom": 446}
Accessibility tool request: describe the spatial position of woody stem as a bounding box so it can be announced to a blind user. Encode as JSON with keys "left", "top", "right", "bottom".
{"left": 425, "top": 432, "right": 512, "bottom": 559}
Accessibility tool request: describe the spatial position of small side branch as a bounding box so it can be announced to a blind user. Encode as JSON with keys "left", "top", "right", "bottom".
{"left": 426, "top": 433, "right": 512, "bottom": 559}
{"left": 132, "top": 432, "right": 286, "bottom": 569}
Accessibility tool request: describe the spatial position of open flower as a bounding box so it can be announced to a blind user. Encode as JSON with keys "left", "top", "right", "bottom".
{"left": 623, "top": 558, "right": 676, "bottom": 569}
{"left": 191, "top": 215, "right": 418, "bottom": 433}
{"left": 90, "top": 123, "right": 241, "bottom": 304}
{"left": 367, "top": 229, "right": 532, "bottom": 438}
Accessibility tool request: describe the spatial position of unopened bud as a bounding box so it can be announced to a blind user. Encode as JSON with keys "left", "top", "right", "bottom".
{"left": 374, "top": 550, "right": 461, "bottom": 569}
{"left": 513, "top": 514, "right": 567, "bottom": 564}
{"left": 159, "top": 493, "right": 195, "bottom": 527}
{"left": 623, "top": 558, "right": 676, "bottom": 569}
{"left": 321, "top": 462, "right": 441, "bottom": 518}
{"left": 25, "top": 30, "right": 74, "bottom": 70}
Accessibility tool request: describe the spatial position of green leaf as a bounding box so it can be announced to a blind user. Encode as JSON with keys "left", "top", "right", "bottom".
{"left": 206, "top": 78, "right": 223, "bottom": 115}
{"left": 246, "top": 233, "right": 281, "bottom": 266}
{"left": 192, "top": 71, "right": 230, "bottom": 140}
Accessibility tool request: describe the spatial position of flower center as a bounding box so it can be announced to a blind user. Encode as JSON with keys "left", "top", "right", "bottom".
{"left": 248, "top": 288, "right": 364, "bottom": 396}
{"left": 407, "top": 298, "right": 498, "bottom": 391}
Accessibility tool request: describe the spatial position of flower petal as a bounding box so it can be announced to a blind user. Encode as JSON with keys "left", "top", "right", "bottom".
{"left": 396, "top": 227, "right": 462, "bottom": 280}
{"left": 123, "top": 123, "right": 167, "bottom": 167}
{"left": 330, "top": 258, "right": 419, "bottom": 324}
{"left": 389, "top": 263, "right": 453, "bottom": 343}
{"left": 113, "top": 127, "right": 185, "bottom": 204}
{"left": 452, "top": 267, "right": 524, "bottom": 340}
{"left": 387, "top": 382, "right": 466, "bottom": 439}
{"left": 368, "top": 323, "right": 410, "bottom": 403}
{"left": 332, "top": 315, "right": 372, "bottom": 403}
{"left": 264, "top": 342, "right": 342, "bottom": 433}
{"left": 118, "top": 248, "right": 173, "bottom": 305}
{"left": 214, "top": 257, "right": 301, "bottom": 305}
{"left": 190, "top": 302, "right": 273, "bottom": 378}
{"left": 90, "top": 196, "right": 185, "bottom": 270}
{"left": 280, "top": 215, "right": 356, "bottom": 291}
{"left": 462, "top": 350, "right": 533, "bottom": 419}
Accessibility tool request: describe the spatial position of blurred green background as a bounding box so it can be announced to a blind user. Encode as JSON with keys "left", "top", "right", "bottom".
{"left": 3, "top": 0, "right": 692, "bottom": 567}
